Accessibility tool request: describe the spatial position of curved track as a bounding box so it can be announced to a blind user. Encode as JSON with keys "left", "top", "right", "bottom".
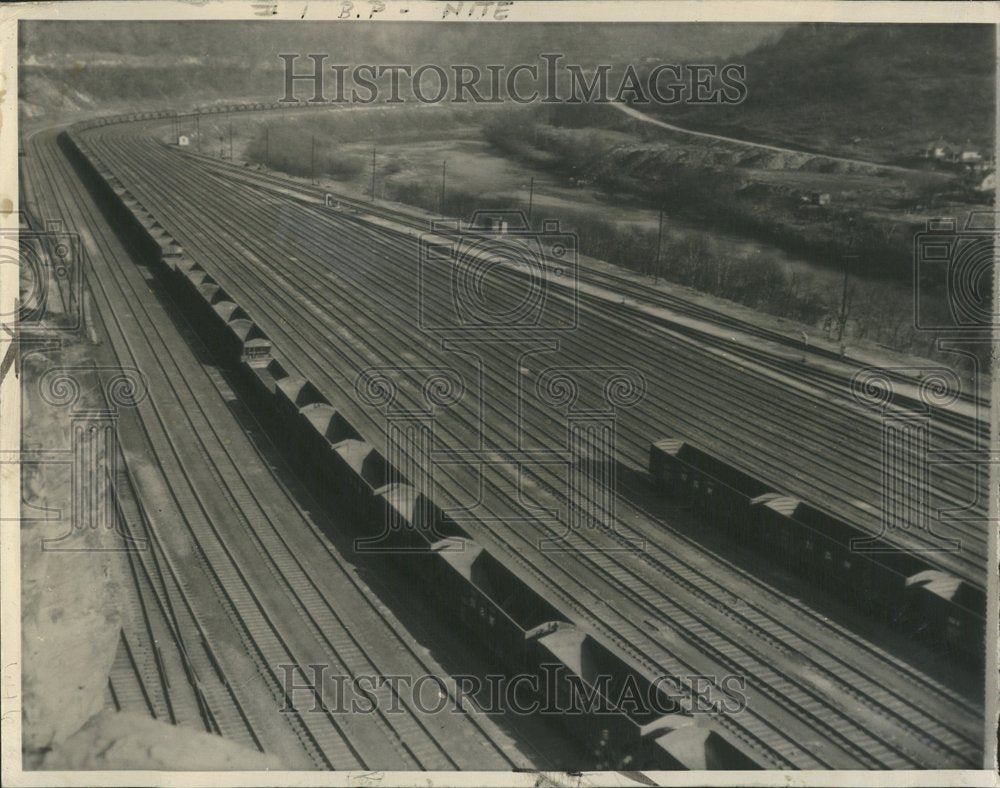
{"left": 46, "top": 117, "right": 987, "bottom": 769}
{"left": 175, "top": 143, "right": 991, "bottom": 587}
{"left": 24, "top": 125, "right": 539, "bottom": 771}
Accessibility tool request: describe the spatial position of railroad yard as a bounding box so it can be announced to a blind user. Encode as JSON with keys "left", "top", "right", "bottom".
{"left": 16, "top": 100, "right": 990, "bottom": 773}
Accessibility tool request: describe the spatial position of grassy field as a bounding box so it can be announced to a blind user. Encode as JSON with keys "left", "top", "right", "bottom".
{"left": 226, "top": 105, "right": 986, "bottom": 369}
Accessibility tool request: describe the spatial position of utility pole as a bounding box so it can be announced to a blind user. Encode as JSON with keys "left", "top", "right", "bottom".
{"left": 196, "top": 111, "right": 201, "bottom": 153}
{"left": 310, "top": 135, "right": 316, "bottom": 184}
{"left": 229, "top": 122, "right": 234, "bottom": 161}
{"left": 837, "top": 253, "right": 856, "bottom": 343}
{"left": 653, "top": 206, "right": 664, "bottom": 283}
{"left": 264, "top": 126, "right": 269, "bottom": 171}
{"left": 440, "top": 160, "right": 447, "bottom": 214}
{"left": 371, "top": 146, "right": 377, "bottom": 201}
{"left": 527, "top": 176, "right": 535, "bottom": 227}
{"left": 837, "top": 215, "right": 860, "bottom": 345}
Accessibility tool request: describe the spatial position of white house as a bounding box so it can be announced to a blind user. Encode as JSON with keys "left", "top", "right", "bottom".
{"left": 974, "top": 170, "right": 995, "bottom": 192}
{"left": 923, "top": 140, "right": 953, "bottom": 160}
{"left": 958, "top": 145, "right": 983, "bottom": 164}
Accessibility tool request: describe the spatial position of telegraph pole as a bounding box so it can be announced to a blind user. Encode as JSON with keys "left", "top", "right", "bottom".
{"left": 371, "top": 146, "right": 377, "bottom": 201}
{"left": 229, "top": 122, "right": 234, "bottom": 160}
{"left": 837, "top": 215, "right": 860, "bottom": 345}
{"left": 653, "top": 206, "right": 664, "bottom": 283}
{"left": 836, "top": 253, "right": 856, "bottom": 343}
{"left": 196, "top": 111, "right": 201, "bottom": 152}
{"left": 264, "top": 126, "right": 269, "bottom": 171}
{"left": 310, "top": 135, "right": 316, "bottom": 183}
{"left": 440, "top": 160, "right": 447, "bottom": 213}
{"left": 527, "top": 176, "right": 535, "bottom": 227}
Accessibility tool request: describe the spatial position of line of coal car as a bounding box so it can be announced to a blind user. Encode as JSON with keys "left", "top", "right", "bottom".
{"left": 649, "top": 439, "right": 985, "bottom": 663}
{"left": 61, "top": 125, "right": 768, "bottom": 771}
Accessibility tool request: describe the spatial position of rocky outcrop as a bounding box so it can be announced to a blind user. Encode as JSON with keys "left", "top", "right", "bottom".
{"left": 20, "top": 546, "right": 124, "bottom": 754}
{"left": 41, "top": 712, "right": 285, "bottom": 770}
{"left": 20, "top": 347, "right": 127, "bottom": 757}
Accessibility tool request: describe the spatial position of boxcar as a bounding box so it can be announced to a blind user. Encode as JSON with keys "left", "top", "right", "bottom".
{"left": 158, "top": 242, "right": 185, "bottom": 272}
{"left": 243, "top": 357, "right": 287, "bottom": 416}
{"left": 329, "top": 439, "right": 397, "bottom": 529}
{"left": 226, "top": 319, "right": 270, "bottom": 365}
{"left": 371, "top": 482, "right": 449, "bottom": 553}
{"left": 649, "top": 724, "right": 765, "bottom": 770}
{"left": 297, "top": 403, "right": 361, "bottom": 491}
{"left": 649, "top": 439, "right": 773, "bottom": 539}
{"left": 905, "top": 570, "right": 985, "bottom": 661}
{"left": 433, "top": 541, "right": 562, "bottom": 670}
{"left": 275, "top": 376, "right": 328, "bottom": 430}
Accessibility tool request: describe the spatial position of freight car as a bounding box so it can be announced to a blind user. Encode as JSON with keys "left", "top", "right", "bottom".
{"left": 225, "top": 317, "right": 271, "bottom": 364}
{"left": 274, "top": 376, "right": 332, "bottom": 454}
{"left": 299, "top": 402, "right": 362, "bottom": 487}
{"left": 531, "top": 622, "right": 759, "bottom": 769}
{"left": 329, "top": 439, "right": 397, "bottom": 523}
{"left": 61, "top": 125, "right": 774, "bottom": 768}
{"left": 905, "top": 570, "right": 986, "bottom": 659}
{"left": 649, "top": 438, "right": 985, "bottom": 662}
{"left": 649, "top": 438, "right": 774, "bottom": 542}
{"left": 244, "top": 357, "right": 288, "bottom": 419}
{"left": 533, "top": 622, "right": 674, "bottom": 760}
{"left": 374, "top": 484, "right": 467, "bottom": 553}
{"left": 750, "top": 494, "right": 984, "bottom": 660}
{"left": 750, "top": 494, "right": 920, "bottom": 619}
{"left": 433, "top": 539, "right": 565, "bottom": 667}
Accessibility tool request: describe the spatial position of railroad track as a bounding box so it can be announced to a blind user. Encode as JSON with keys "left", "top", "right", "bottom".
{"left": 68, "top": 123, "right": 986, "bottom": 768}
{"left": 172, "top": 142, "right": 989, "bottom": 583}
{"left": 108, "top": 461, "right": 265, "bottom": 748}
{"left": 25, "top": 127, "right": 532, "bottom": 770}
{"left": 119, "top": 131, "right": 988, "bottom": 589}
{"left": 75, "top": 129, "right": 836, "bottom": 769}
{"left": 28, "top": 135, "right": 350, "bottom": 767}
{"left": 176, "top": 145, "right": 989, "bottom": 437}
{"left": 284, "top": 213, "right": 984, "bottom": 765}
{"left": 344, "top": 213, "right": 986, "bottom": 559}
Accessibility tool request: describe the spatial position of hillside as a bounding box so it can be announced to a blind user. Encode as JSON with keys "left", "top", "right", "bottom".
{"left": 646, "top": 24, "right": 996, "bottom": 164}
{"left": 18, "top": 20, "right": 784, "bottom": 119}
